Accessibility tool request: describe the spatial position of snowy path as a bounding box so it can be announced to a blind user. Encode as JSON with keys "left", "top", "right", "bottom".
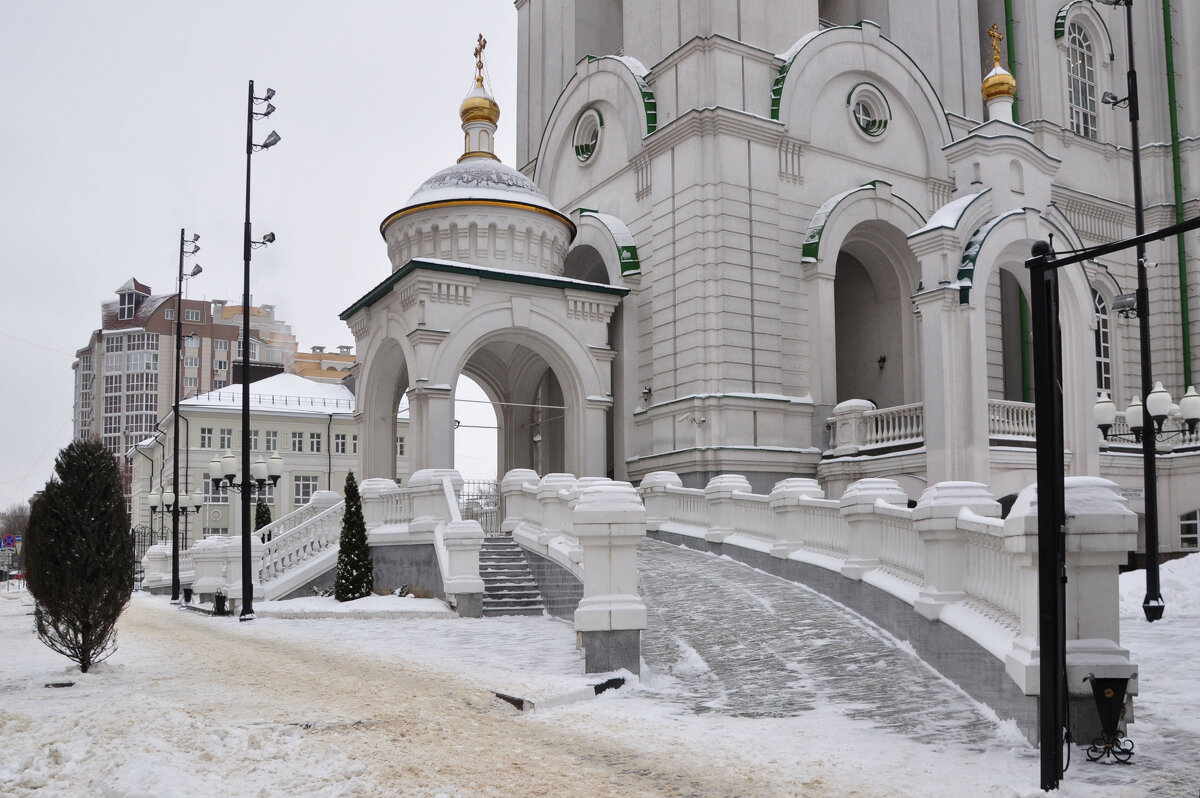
{"left": 638, "top": 540, "right": 1004, "bottom": 743}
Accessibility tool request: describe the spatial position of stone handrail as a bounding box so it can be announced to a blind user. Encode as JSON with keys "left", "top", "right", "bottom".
{"left": 865, "top": 402, "right": 924, "bottom": 446}
{"left": 988, "top": 399, "right": 1036, "bottom": 438}
{"left": 259, "top": 497, "right": 344, "bottom": 584}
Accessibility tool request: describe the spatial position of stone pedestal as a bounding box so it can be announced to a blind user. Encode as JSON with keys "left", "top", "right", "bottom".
{"left": 839, "top": 478, "right": 908, "bottom": 579}
{"left": 499, "top": 469, "right": 539, "bottom": 534}
{"left": 443, "top": 519, "right": 485, "bottom": 617}
{"left": 769, "top": 478, "right": 826, "bottom": 557}
{"left": 913, "top": 482, "right": 1000, "bottom": 619}
{"left": 639, "top": 471, "right": 683, "bottom": 532}
{"left": 703, "top": 474, "right": 751, "bottom": 543}
{"left": 572, "top": 482, "right": 647, "bottom": 674}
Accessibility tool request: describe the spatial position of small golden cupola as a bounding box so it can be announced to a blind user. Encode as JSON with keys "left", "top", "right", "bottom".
{"left": 459, "top": 34, "right": 501, "bottom": 162}
{"left": 982, "top": 23, "right": 1017, "bottom": 122}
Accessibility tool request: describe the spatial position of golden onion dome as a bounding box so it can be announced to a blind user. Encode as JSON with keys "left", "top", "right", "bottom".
{"left": 460, "top": 81, "right": 500, "bottom": 126}
{"left": 982, "top": 65, "right": 1017, "bottom": 102}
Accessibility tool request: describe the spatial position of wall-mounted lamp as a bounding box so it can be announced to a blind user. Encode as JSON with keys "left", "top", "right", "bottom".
{"left": 878, "top": 355, "right": 887, "bottom": 370}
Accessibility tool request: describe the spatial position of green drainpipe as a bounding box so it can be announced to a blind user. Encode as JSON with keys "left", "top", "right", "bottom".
{"left": 1020, "top": 290, "right": 1032, "bottom": 401}
{"left": 1162, "top": 0, "right": 1192, "bottom": 386}
{"left": 1005, "top": 0, "right": 1019, "bottom": 123}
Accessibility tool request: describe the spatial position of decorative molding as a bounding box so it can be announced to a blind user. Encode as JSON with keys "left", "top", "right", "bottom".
{"left": 633, "top": 153, "right": 652, "bottom": 199}
{"left": 778, "top": 138, "right": 803, "bottom": 183}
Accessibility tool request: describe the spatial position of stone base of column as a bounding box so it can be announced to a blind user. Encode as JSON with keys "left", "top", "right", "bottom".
{"left": 449, "top": 592, "right": 482, "bottom": 618}
{"left": 913, "top": 588, "right": 965, "bottom": 620}
{"left": 578, "top": 629, "right": 641, "bottom": 675}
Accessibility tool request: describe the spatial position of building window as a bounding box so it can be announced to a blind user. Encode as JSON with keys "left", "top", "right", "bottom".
{"left": 184, "top": 335, "right": 199, "bottom": 348}
{"left": 119, "top": 292, "right": 136, "bottom": 320}
{"left": 334, "top": 433, "right": 346, "bottom": 454}
{"left": 164, "top": 308, "right": 174, "bottom": 321}
{"left": 396, "top": 436, "right": 405, "bottom": 457}
{"left": 184, "top": 308, "right": 202, "bottom": 322}
{"left": 1067, "top": 23, "right": 1098, "bottom": 140}
{"left": 1182, "top": 510, "right": 1199, "bottom": 551}
{"left": 202, "top": 527, "right": 228, "bottom": 538}
{"left": 292, "top": 432, "right": 304, "bottom": 452}
{"left": 265, "top": 431, "right": 278, "bottom": 452}
{"left": 213, "top": 379, "right": 227, "bottom": 389}
{"left": 215, "top": 359, "right": 228, "bottom": 371}
{"left": 294, "top": 475, "right": 320, "bottom": 506}
{"left": 309, "top": 433, "right": 322, "bottom": 453}
{"left": 184, "top": 376, "right": 198, "bottom": 389}
{"left": 1094, "top": 289, "right": 1112, "bottom": 395}
{"left": 200, "top": 427, "right": 213, "bottom": 448}
{"left": 250, "top": 430, "right": 259, "bottom": 451}
{"left": 184, "top": 355, "right": 199, "bottom": 368}
{"left": 215, "top": 339, "right": 229, "bottom": 351}
{"left": 219, "top": 428, "right": 233, "bottom": 450}
{"left": 203, "top": 473, "right": 229, "bottom": 504}
{"left": 352, "top": 435, "right": 358, "bottom": 454}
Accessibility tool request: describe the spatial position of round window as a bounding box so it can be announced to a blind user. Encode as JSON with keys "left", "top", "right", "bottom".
{"left": 847, "top": 83, "right": 890, "bottom": 139}
{"left": 573, "top": 108, "right": 603, "bottom": 162}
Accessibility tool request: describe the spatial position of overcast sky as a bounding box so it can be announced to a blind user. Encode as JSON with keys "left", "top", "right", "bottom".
{"left": 0, "top": 1, "right": 517, "bottom": 507}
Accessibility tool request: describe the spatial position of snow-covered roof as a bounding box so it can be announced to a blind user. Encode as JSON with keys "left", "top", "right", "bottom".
{"left": 182, "top": 373, "right": 356, "bottom": 415}
{"left": 404, "top": 160, "right": 559, "bottom": 214}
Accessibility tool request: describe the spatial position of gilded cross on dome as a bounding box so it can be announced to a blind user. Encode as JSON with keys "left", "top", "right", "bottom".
{"left": 474, "top": 34, "right": 487, "bottom": 86}
{"left": 987, "top": 23, "right": 1004, "bottom": 67}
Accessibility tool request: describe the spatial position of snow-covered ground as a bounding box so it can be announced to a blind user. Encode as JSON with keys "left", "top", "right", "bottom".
{"left": 1, "top": 553, "right": 1198, "bottom": 797}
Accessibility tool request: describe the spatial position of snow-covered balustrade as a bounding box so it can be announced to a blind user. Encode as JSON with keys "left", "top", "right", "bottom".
{"left": 826, "top": 399, "right": 924, "bottom": 456}
{"left": 259, "top": 491, "right": 344, "bottom": 590}
{"left": 139, "top": 545, "right": 196, "bottom": 594}
{"left": 987, "top": 399, "right": 1036, "bottom": 439}
{"left": 637, "top": 471, "right": 1137, "bottom": 698}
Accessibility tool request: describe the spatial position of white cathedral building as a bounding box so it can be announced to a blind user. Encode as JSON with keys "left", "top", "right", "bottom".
{"left": 342, "top": 1, "right": 1200, "bottom": 556}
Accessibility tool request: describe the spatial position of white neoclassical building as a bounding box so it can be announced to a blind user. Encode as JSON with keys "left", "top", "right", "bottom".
{"left": 344, "top": 2, "right": 1200, "bottom": 556}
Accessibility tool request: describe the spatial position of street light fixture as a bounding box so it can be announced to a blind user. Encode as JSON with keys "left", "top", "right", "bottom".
{"left": 1094, "top": 0, "right": 1165, "bottom": 622}
{"left": 208, "top": 451, "right": 284, "bottom": 494}
{"left": 1095, "top": 384, "right": 1200, "bottom": 443}
{"left": 239, "top": 80, "right": 281, "bottom": 621}
{"left": 171, "top": 229, "right": 202, "bottom": 604}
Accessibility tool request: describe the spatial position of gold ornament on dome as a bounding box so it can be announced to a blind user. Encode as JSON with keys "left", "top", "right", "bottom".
{"left": 982, "top": 23, "right": 1017, "bottom": 102}
{"left": 460, "top": 32, "right": 501, "bottom": 126}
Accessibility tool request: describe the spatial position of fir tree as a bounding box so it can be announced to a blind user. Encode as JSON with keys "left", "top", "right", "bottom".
{"left": 255, "top": 496, "right": 273, "bottom": 541}
{"left": 334, "top": 471, "right": 373, "bottom": 601}
{"left": 25, "top": 438, "right": 134, "bottom": 673}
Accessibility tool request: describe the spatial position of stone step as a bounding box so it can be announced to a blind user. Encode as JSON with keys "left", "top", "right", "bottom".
{"left": 478, "top": 538, "right": 545, "bottom": 617}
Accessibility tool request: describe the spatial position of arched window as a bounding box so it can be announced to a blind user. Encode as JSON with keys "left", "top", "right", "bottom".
{"left": 1067, "top": 23, "right": 1098, "bottom": 139}
{"left": 1093, "top": 288, "right": 1112, "bottom": 394}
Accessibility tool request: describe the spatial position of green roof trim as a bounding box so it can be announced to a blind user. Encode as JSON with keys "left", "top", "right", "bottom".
{"left": 958, "top": 210, "right": 1023, "bottom": 304}
{"left": 340, "top": 259, "right": 628, "bottom": 320}
{"left": 802, "top": 181, "right": 922, "bottom": 261}
{"left": 1053, "top": 1, "right": 1116, "bottom": 60}
{"left": 579, "top": 210, "right": 642, "bottom": 275}
{"left": 586, "top": 55, "right": 657, "bottom": 134}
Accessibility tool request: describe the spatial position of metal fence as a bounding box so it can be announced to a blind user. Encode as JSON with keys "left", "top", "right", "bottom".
{"left": 459, "top": 479, "right": 500, "bottom": 535}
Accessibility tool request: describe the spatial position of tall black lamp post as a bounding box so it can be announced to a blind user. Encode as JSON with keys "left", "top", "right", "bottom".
{"left": 1095, "top": 0, "right": 1164, "bottom": 621}
{"left": 239, "top": 80, "right": 280, "bottom": 620}
{"left": 171, "top": 229, "right": 202, "bottom": 603}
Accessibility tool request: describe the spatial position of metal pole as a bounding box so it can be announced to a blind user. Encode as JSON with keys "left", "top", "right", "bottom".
{"left": 1122, "top": 0, "right": 1164, "bottom": 621}
{"left": 241, "top": 79, "right": 255, "bottom": 621}
{"left": 1028, "top": 243, "right": 1067, "bottom": 791}
{"left": 171, "top": 228, "right": 185, "bottom": 603}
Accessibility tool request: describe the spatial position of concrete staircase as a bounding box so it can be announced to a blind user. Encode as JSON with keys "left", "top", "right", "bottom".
{"left": 479, "top": 537, "right": 544, "bottom": 617}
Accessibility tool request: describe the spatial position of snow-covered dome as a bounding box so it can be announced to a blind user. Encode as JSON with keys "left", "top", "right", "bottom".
{"left": 404, "top": 159, "right": 560, "bottom": 215}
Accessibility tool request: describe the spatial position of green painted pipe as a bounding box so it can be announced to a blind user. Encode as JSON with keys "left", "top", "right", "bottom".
{"left": 1161, "top": 0, "right": 1192, "bottom": 386}
{"left": 1005, "top": 0, "right": 1019, "bottom": 123}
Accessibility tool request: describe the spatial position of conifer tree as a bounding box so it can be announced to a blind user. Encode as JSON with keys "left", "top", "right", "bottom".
{"left": 25, "top": 438, "right": 134, "bottom": 673}
{"left": 334, "top": 471, "right": 373, "bottom": 601}
{"left": 255, "top": 496, "right": 273, "bottom": 541}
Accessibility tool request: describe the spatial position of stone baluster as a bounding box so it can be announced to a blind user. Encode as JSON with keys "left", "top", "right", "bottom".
{"left": 839, "top": 478, "right": 908, "bottom": 579}
{"left": 359, "top": 478, "right": 403, "bottom": 530}
{"left": 572, "top": 482, "right": 647, "bottom": 675}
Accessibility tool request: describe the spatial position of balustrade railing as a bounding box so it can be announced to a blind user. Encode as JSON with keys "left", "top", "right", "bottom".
{"left": 732, "top": 493, "right": 776, "bottom": 542}
{"left": 988, "top": 399, "right": 1036, "bottom": 439}
{"left": 961, "top": 524, "right": 1020, "bottom": 631}
{"left": 865, "top": 402, "right": 924, "bottom": 446}
{"left": 877, "top": 508, "right": 923, "bottom": 584}
{"left": 259, "top": 501, "right": 344, "bottom": 584}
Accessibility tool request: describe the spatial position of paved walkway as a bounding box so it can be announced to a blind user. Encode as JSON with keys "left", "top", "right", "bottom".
{"left": 637, "top": 538, "right": 1196, "bottom": 796}
{"left": 637, "top": 539, "right": 998, "bottom": 746}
